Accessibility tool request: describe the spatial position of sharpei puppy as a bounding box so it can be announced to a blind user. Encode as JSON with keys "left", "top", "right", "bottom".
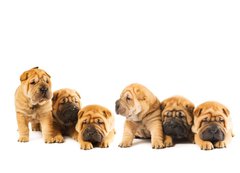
{"left": 115, "top": 83, "right": 164, "bottom": 149}
{"left": 75, "top": 105, "right": 115, "bottom": 150}
{"left": 192, "top": 101, "right": 234, "bottom": 150}
{"left": 15, "top": 67, "right": 57, "bottom": 143}
{"left": 160, "top": 96, "right": 194, "bottom": 147}
{"left": 52, "top": 88, "right": 81, "bottom": 142}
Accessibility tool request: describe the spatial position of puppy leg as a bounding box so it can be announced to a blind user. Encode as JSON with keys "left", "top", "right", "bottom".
{"left": 31, "top": 121, "right": 41, "bottom": 131}
{"left": 119, "top": 121, "right": 138, "bottom": 148}
{"left": 100, "top": 129, "right": 116, "bottom": 148}
{"left": 146, "top": 120, "right": 164, "bottom": 149}
{"left": 194, "top": 134, "right": 214, "bottom": 150}
{"left": 17, "top": 112, "right": 29, "bottom": 142}
{"left": 78, "top": 135, "right": 93, "bottom": 150}
{"left": 214, "top": 132, "right": 232, "bottom": 148}
{"left": 39, "top": 112, "right": 55, "bottom": 143}
{"left": 164, "top": 135, "right": 173, "bottom": 147}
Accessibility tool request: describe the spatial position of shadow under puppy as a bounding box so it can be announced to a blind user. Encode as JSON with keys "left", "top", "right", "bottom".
{"left": 160, "top": 96, "right": 194, "bottom": 147}
{"left": 15, "top": 67, "right": 58, "bottom": 143}
{"left": 75, "top": 105, "right": 115, "bottom": 150}
{"left": 192, "top": 101, "right": 234, "bottom": 150}
{"left": 52, "top": 88, "right": 81, "bottom": 142}
{"left": 115, "top": 83, "right": 164, "bottom": 149}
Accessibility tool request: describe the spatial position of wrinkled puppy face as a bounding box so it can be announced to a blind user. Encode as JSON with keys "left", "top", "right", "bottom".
{"left": 193, "top": 102, "right": 229, "bottom": 143}
{"left": 76, "top": 105, "right": 112, "bottom": 146}
{"left": 52, "top": 89, "right": 81, "bottom": 126}
{"left": 20, "top": 67, "right": 52, "bottom": 105}
{"left": 115, "top": 84, "right": 154, "bottom": 121}
{"left": 161, "top": 96, "right": 194, "bottom": 139}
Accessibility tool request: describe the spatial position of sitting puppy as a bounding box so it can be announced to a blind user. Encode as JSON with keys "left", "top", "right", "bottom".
{"left": 15, "top": 67, "right": 57, "bottom": 143}
{"left": 115, "top": 83, "right": 164, "bottom": 149}
{"left": 52, "top": 88, "right": 81, "bottom": 142}
{"left": 192, "top": 101, "right": 234, "bottom": 150}
{"left": 75, "top": 105, "right": 115, "bottom": 150}
{"left": 160, "top": 96, "right": 194, "bottom": 147}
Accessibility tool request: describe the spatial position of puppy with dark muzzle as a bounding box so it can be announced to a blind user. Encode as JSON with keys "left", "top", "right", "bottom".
{"left": 52, "top": 88, "right": 81, "bottom": 142}
{"left": 192, "top": 101, "right": 234, "bottom": 150}
{"left": 75, "top": 105, "right": 115, "bottom": 150}
{"left": 160, "top": 96, "right": 194, "bottom": 147}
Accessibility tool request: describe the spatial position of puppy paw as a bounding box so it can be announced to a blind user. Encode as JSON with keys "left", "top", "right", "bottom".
{"left": 214, "top": 141, "right": 226, "bottom": 148}
{"left": 119, "top": 141, "right": 132, "bottom": 148}
{"left": 72, "top": 133, "right": 79, "bottom": 142}
{"left": 200, "top": 141, "right": 214, "bottom": 150}
{"left": 18, "top": 136, "right": 29, "bottom": 142}
{"left": 100, "top": 141, "right": 110, "bottom": 148}
{"left": 44, "top": 137, "right": 55, "bottom": 144}
{"left": 53, "top": 135, "right": 64, "bottom": 143}
{"left": 164, "top": 136, "right": 173, "bottom": 147}
{"left": 80, "top": 142, "right": 93, "bottom": 150}
{"left": 152, "top": 140, "right": 165, "bottom": 149}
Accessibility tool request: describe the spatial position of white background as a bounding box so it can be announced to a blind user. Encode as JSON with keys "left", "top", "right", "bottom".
{"left": 0, "top": 0, "right": 240, "bottom": 173}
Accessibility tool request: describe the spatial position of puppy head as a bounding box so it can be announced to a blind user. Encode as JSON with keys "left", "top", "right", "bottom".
{"left": 52, "top": 88, "right": 81, "bottom": 126}
{"left": 115, "top": 83, "right": 158, "bottom": 121}
{"left": 192, "top": 101, "right": 230, "bottom": 143}
{"left": 160, "top": 96, "right": 194, "bottom": 139}
{"left": 75, "top": 105, "right": 114, "bottom": 145}
{"left": 20, "top": 67, "right": 52, "bottom": 105}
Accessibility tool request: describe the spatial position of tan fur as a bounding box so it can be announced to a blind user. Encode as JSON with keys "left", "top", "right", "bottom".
{"left": 15, "top": 67, "right": 58, "bottom": 143}
{"left": 75, "top": 105, "right": 115, "bottom": 150}
{"left": 160, "top": 96, "right": 194, "bottom": 147}
{"left": 192, "top": 101, "right": 233, "bottom": 150}
{"left": 52, "top": 88, "right": 81, "bottom": 142}
{"left": 116, "top": 83, "right": 164, "bottom": 149}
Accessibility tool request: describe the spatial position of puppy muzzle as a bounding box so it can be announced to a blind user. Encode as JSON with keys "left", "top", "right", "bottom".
{"left": 200, "top": 124, "right": 225, "bottom": 143}
{"left": 82, "top": 125, "right": 103, "bottom": 144}
{"left": 163, "top": 119, "right": 189, "bottom": 139}
{"left": 57, "top": 103, "right": 79, "bottom": 125}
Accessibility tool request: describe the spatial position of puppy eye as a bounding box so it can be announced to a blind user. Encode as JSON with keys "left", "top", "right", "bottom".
{"left": 166, "top": 111, "right": 172, "bottom": 117}
{"left": 97, "top": 119, "right": 104, "bottom": 125}
{"left": 202, "top": 118, "right": 208, "bottom": 122}
{"left": 126, "top": 96, "right": 131, "bottom": 101}
{"left": 82, "top": 120, "right": 87, "bottom": 124}
{"left": 179, "top": 112, "right": 185, "bottom": 118}
{"left": 30, "top": 81, "right": 36, "bottom": 85}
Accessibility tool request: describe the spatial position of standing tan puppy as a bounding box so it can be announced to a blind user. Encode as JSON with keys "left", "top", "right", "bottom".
{"left": 52, "top": 88, "right": 81, "bottom": 142}
{"left": 192, "top": 101, "right": 234, "bottom": 150}
{"left": 75, "top": 105, "right": 115, "bottom": 150}
{"left": 160, "top": 96, "right": 194, "bottom": 147}
{"left": 15, "top": 67, "right": 57, "bottom": 143}
{"left": 115, "top": 83, "right": 164, "bottom": 149}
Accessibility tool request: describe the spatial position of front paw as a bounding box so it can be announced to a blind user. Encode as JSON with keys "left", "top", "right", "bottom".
{"left": 152, "top": 140, "right": 165, "bottom": 149}
{"left": 100, "top": 141, "right": 110, "bottom": 148}
{"left": 164, "top": 136, "right": 173, "bottom": 147}
{"left": 53, "top": 134, "right": 64, "bottom": 143}
{"left": 80, "top": 142, "right": 93, "bottom": 150}
{"left": 214, "top": 141, "right": 226, "bottom": 148}
{"left": 72, "top": 133, "right": 79, "bottom": 142}
{"left": 199, "top": 141, "right": 214, "bottom": 150}
{"left": 44, "top": 136, "right": 55, "bottom": 143}
{"left": 18, "top": 136, "right": 29, "bottom": 142}
{"left": 119, "top": 140, "right": 132, "bottom": 148}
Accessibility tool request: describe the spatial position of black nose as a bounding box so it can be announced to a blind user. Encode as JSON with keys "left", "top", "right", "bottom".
{"left": 115, "top": 100, "right": 120, "bottom": 112}
{"left": 40, "top": 86, "right": 48, "bottom": 94}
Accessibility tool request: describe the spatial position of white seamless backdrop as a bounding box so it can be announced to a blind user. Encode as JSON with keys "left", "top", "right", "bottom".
{"left": 0, "top": 1, "right": 240, "bottom": 173}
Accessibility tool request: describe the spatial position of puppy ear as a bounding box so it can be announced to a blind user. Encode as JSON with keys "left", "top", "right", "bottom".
{"left": 20, "top": 67, "right": 39, "bottom": 81}
{"left": 160, "top": 102, "right": 166, "bottom": 111}
{"left": 75, "top": 91, "right": 81, "bottom": 99}
{"left": 52, "top": 92, "right": 59, "bottom": 102}
{"left": 194, "top": 107, "right": 202, "bottom": 117}
{"left": 186, "top": 104, "right": 195, "bottom": 115}
{"left": 103, "top": 109, "right": 112, "bottom": 118}
{"left": 222, "top": 108, "right": 230, "bottom": 117}
{"left": 75, "top": 120, "right": 81, "bottom": 133}
{"left": 135, "top": 88, "right": 146, "bottom": 100}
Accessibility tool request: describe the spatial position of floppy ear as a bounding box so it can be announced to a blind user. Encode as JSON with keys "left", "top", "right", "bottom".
{"left": 222, "top": 108, "right": 230, "bottom": 117}
{"left": 75, "top": 91, "right": 81, "bottom": 99}
{"left": 135, "top": 88, "right": 146, "bottom": 100}
{"left": 160, "top": 102, "right": 166, "bottom": 111}
{"left": 52, "top": 92, "right": 59, "bottom": 102}
{"left": 20, "top": 67, "right": 39, "bottom": 81}
{"left": 194, "top": 107, "right": 202, "bottom": 117}
{"left": 78, "top": 110, "right": 85, "bottom": 119}
{"left": 186, "top": 104, "right": 195, "bottom": 115}
{"left": 75, "top": 110, "right": 85, "bottom": 132}
{"left": 103, "top": 109, "right": 112, "bottom": 118}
